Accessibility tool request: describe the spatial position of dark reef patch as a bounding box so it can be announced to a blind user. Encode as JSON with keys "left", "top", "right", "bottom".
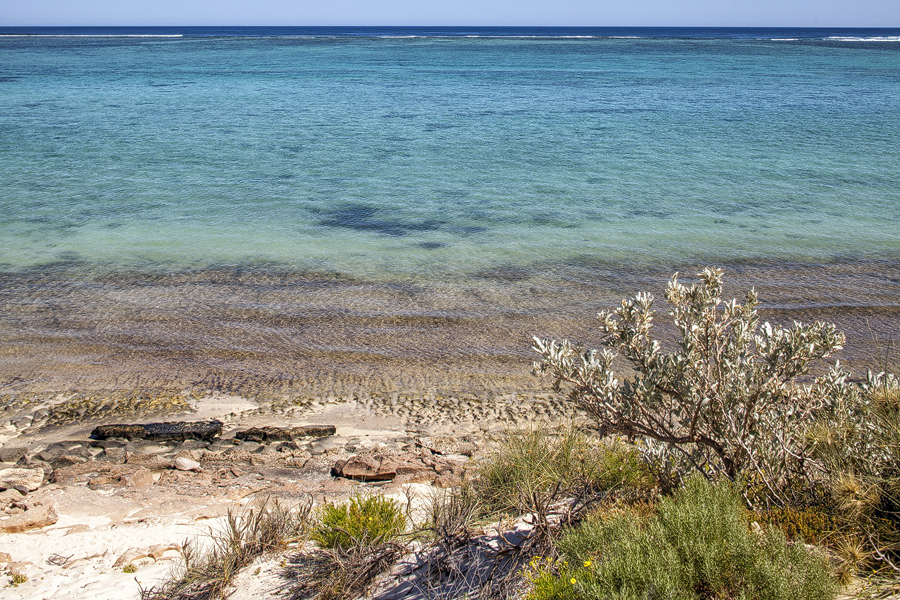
{"left": 318, "top": 204, "right": 445, "bottom": 237}
{"left": 417, "top": 241, "right": 445, "bottom": 250}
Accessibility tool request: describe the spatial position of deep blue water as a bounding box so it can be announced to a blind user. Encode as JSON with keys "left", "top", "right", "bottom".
{"left": 3, "top": 25, "right": 900, "bottom": 40}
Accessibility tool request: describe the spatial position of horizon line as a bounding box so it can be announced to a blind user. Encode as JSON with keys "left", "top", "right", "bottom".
{"left": 3, "top": 24, "right": 900, "bottom": 29}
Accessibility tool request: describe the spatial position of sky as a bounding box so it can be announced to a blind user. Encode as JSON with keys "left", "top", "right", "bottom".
{"left": 2, "top": 0, "right": 899, "bottom": 27}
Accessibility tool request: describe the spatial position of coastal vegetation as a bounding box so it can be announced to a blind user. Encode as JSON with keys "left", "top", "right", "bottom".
{"left": 137, "top": 268, "right": 898, "bottom": 599}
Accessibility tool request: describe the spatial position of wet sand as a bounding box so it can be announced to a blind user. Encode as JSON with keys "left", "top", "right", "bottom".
{"left": 1, "top": 260, "right": 898, "bottom": 400}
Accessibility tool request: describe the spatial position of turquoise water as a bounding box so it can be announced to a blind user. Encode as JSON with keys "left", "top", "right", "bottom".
{"left": 1, "top": 28, "right": 899, "bottom": 395}
{"left": 2, "top": 29, "right": 899, "bottom": 282}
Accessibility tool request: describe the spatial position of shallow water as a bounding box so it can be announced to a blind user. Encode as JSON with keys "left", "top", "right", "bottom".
{"left": 1, "top": 28, "right": 899, "bottom": 396}
{"left": 1, "top": 262, "right": 897, "bottom": 398}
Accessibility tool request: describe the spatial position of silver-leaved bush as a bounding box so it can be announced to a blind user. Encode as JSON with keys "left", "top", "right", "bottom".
{"left": 533, "top": 267, "right": 851, "bottom": 505}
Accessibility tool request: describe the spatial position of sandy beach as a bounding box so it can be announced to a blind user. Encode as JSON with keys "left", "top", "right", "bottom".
{"left": 0, "top": 380, "right": 582, "bottom": 598}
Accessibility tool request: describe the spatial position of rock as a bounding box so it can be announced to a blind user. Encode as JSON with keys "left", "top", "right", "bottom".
{"left": 114, "top": 543, "right": 181, "bottom": 567}
{"left": 40, "top": 442, "right": 91, "bottom": 462}
{"left": 10, "top": 415, "right": 33, "bottom": 430}
{"left": 308, "top": 436, "right": 345, "bottom": 456}
{"left": 65, "top": 524, "right": 91, "bottom": 535}
{"left": 126, "top": 454, "right": 174, "bottom": 470}
{"left": 91, "top": 420, "right": 223, "bottom": 442}
{"left": 174, "top": 456, "right": 201, "bottom": 472}
{"left": 132, "top": 442, "right": 170, "bottom": 455}
{"left": 0, "top": 467, "right": 45, "bottom": 493}
{"left": 433, "top": 471, "right": 464, "bottom": 488}
{"left": 87, "top": 475, "right": 119, "bottom": 489}
{"left": 90, "top": 424, "right": 146, "bottom": 440}
{"left": 234, "top": 425, "right": 337, "bottom": 442}
{"left": 175, "top": 449, "right": 201, "bottom": 461}
{"left": 97, "top": 447, "right": 128, "bottom": 463}
{"left": 50, "top": 454, "right": 89, "bottom": 468}
{"left": 148, "top": 543, "right": 181, "bottom": 559}
{"left": 91, "top": 438, "right": 128, "bottom": 449}
{"left": 177, "top": 439, "right": 210, "bottom": 452}
{"left": 332, "top": 455, "right": 397, "bottom": 482}
{"left": 0, "top": 447, "right": 28, "bottom": 463}
{"left": 333, "top": 451, "right": 468, "bottom": 484}
{"left": 238, "top": 442, "right": 265, "bottom": 453}
{"left": 0, "top": 488, "right": 25, "bottom": 510}
{"left": 0, "top": 551, "right": 10, "bottom": 564}
{"left": 15, "top": 456, "right": 53, "bottom": 476}
{"left": 0, "top": 503, "right": 58, "bottom": 533}
{"left": 418, "top": 436, "right": 478, "bottom": 457}
{"left": 122, "top": 468, "right": 155, "bottom": 488}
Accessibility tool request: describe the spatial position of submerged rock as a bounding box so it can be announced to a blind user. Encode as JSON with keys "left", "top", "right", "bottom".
{"left": 0, "top": 447, "right": 28, "bottom": 463}
{"left": 91, "top": 420, "right": 223, "bottom": 442}
{"left": 233, "top": 425, "right": 336, "bottom": 442}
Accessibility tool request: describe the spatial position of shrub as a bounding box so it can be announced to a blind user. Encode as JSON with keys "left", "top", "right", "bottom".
{"left": 533, "top": 267, "right": 848, "bottom": 505}
{"left": 750, "top": 505, "right": 839, "bottom": 545}
{"left": 525, "top": 478, "right": 837, "bottom": 600}
{"left": 808, "top": 370, "right": 900, "bottom": 579}
{"left": 475, "top": 425, "right": 653, "bottom": 517}
{"left": 311, "top": 494, "right": 406, "bottom": 551}
{"left": 292, "top": 494, "right": 406, "bottom": 600}
{"left": 423, "top": 483, "right": 482, "bottom": 547}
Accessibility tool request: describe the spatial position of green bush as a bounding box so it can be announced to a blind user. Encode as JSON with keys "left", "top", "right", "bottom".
{"left": 312, "top": 494, "right": 406, "bottom": 551}
{"left": 525, "top": 478, "right": 837, "bottom": 600}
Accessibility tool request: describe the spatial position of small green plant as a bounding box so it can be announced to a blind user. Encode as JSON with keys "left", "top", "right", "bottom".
{"left": 9, "top": 572, "right": 28, "bottom": 586}
{"left": 122, "top": 563, "right": 137, "bottom": 574}
{"left": 292, "top": 494, "right": 407, "bottom": 600}
{"left": 525, "top": 478, "right": 837, "bottom": 600}
{"left": 311, "top": 494, "right": 406, "bottom": 551}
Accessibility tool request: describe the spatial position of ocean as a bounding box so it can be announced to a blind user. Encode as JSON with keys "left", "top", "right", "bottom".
{"left": 1, "top": 27, "right": 899, "bottom": 398}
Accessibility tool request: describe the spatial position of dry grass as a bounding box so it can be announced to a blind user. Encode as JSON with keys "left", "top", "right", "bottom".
{"left": 287, "top": 537, "right": 405, "bottom": 600}
{"left": 140, "top": 496, "right": 310, "bottom": 600}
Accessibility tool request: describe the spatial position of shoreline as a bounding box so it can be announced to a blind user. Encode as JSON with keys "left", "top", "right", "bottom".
{"left": 1, "top": 259, "right": 898, "bottom": 400}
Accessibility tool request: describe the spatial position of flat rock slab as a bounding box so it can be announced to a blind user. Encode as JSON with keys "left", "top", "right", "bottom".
{"left": 0, "top": 503, "right": 58, "bottom": 533}
{"left": 91, "top": 420, "right": 223, "bottom": 441}
{"left": 0, "top": 467, "right": 45, "bottom": 493}
{"left": 234, "top": 425, "right": 336, "bottom": 442}
{"left": 332, "top": 455, "right": 397, "bottom": 482}
{"left": 332, "top": 451, "right": 466, "bottom": 483}
{"left": 0, "top": 446, "right": 28, "bottom": 463}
